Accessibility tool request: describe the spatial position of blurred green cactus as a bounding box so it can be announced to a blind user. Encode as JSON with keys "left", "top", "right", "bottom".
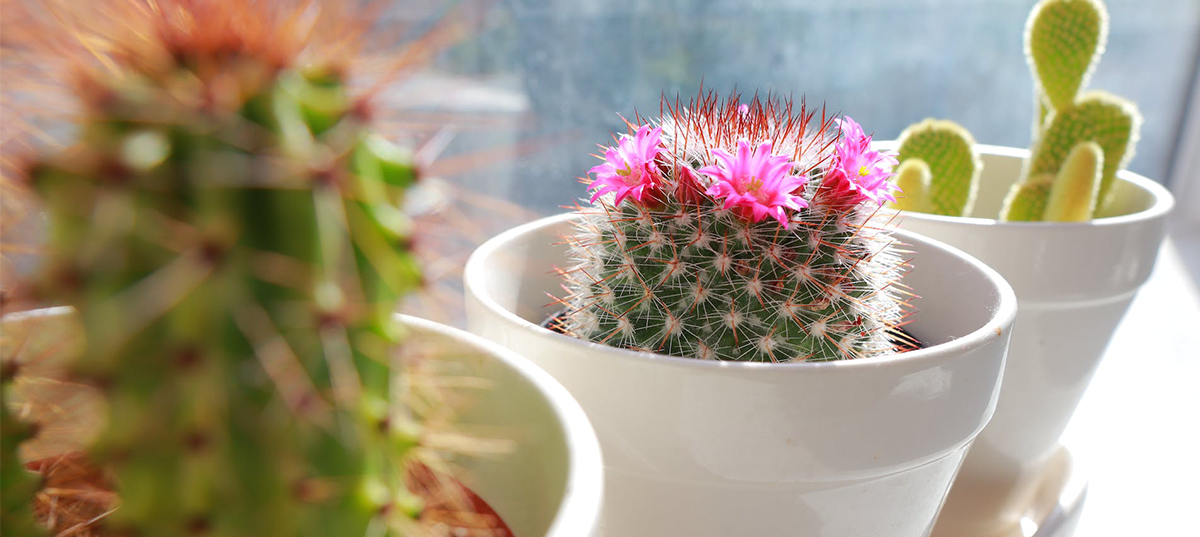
{"left": 889, "top": 119, "right": 982, "bottom": 216}
{"left": 0, "top": 1, "right": 472, "bottom": 534}
{"left": 2, "top": 363, "right": 44, "bottom": 537}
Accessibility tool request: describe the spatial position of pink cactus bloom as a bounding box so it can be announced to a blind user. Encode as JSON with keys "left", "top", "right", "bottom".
{"left": 699, "top": 140, "right": 809, "bottom": 228}
{"left": 822, "top": 116, "right": 899, "bottom": 206}
{"left": 588, "top": 124, "right": 665, "bottom": 205}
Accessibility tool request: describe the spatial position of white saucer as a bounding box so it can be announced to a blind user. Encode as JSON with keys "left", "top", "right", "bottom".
{"left": 1020, "top": 445, "right": 1088, "bottom": 537}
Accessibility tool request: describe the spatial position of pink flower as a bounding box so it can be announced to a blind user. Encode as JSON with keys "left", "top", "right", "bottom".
{"left": 822, "top": 116, "right": 899, "bottom": 206}
{"left": 588, "top": 124, "right": 665, "bottom": 205}
{"left": 698, "top": 140, "right": 809, "bottom": 228}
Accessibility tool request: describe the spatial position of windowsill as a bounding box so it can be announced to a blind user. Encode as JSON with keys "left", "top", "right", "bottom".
{"left": 1060, "top": 230, "right": 1200, "bottom": 534}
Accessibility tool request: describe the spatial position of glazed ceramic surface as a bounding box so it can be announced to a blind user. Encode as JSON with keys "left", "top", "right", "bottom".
{"left": 396, "top": 315, "right": 604, "bottom": 537}
{"left": 464, "top": 214, "right": 1016, "bottom": 537}
{"left": 883, "top": 146, "right": 1174, "bottom": 537}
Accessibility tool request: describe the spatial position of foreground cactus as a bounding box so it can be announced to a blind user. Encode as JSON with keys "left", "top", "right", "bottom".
{"left": 2, "top": 364, "right": 42, "bottom": 537}
{"left": 888, "top": 120, "right": 982, "bottom": 216}
{"left": 557, "top": 94, "right": 911, "bottom": 362}
{"left": 1, "top": 1, "right": 476, "bottom": 535}
{"left": 1001, "top": 0, "right": 1140, "bottom": 221}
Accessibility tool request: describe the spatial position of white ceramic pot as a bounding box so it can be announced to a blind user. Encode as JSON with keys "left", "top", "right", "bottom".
{"left": 883, "top": 146, "right": 1175, "bottom": 537}
{"left": 0, "top": 308, "right": 604, "bottom": 537}
{"left": 398, "top": 315, "right": 604, "bottom": 537}
{"left": 463, "top": 213, "right": 1017, "bottom": 537}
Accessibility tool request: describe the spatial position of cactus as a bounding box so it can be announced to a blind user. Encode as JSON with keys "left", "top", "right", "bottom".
{"left": 2, "top": 363, "right": 44, "bottom": 537}
{"left": 1044, "top": 141, "right": 1104, "bottom": 221}
{"left": 998, "top": 0, "right": 1140, "bottom": 221}
{"left": 888, "top": 119, "right": 982, "bottom": 216}
{"left": 888, "top": 159, "right": 933, "bottom": 213}
{"left": 4, "top": 1, "right": 470, "bottom": 535}
{"left": 557, "top": 94, "right": 911, "bottom": 362}
{"left": 891, "top": 0, "right": 1141, "bottom": 222}
{"left": 1027, "top": 0, "right": 1107, "bottom": 112}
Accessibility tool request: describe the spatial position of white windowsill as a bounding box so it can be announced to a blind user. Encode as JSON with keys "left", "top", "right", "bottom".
{"left": 1060, "top": 230, "right": 1200, "bottom": 535}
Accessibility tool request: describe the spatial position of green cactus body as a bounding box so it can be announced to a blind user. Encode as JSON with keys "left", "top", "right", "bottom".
{"left": 1026, "top": 0, "right": 1107, "bottom": 111}
{"left": 888, "top": 158, "right": 932, "bottom": 213}
{"left": 996, "top": 0, "right": 1140, "bottom": 221}
{"left": 1024, "top": 92, "right": 1139, "bottom": 209}
{"left": 1001, "top": 174, "right": 1054, "bottom": 221}
{"left": 559, "top": 97, "right": 908, "bottom": 363}
{"left": 893, "top": 119, "right": 982, "bottom": 216}
{"left": 31, "top": 47, "right": 429, "bottom": 537}
{"left": 1044, "top": 141, "right": 1103, "bottom": 221}
{"left": 2, "top": 365, "right": 44, "bottom": 537}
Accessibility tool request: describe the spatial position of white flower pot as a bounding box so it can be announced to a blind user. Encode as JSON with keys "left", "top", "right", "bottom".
{"left": 883, "top": 145, "right": 1175, "bottom": 537}
{"left": 1, "top": 308, "right": 604, "bottom": 537}
{"left": 398, "top": 315, "right": 604, "bottom": 537}
{"left": 463, "top": 213, "right": 1016, "bottom": 537}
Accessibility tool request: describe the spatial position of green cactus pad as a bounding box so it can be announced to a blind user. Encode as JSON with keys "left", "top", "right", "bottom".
{"left": 1044, "top": 141, "right": 1103, "bottom": 221}
{"left": 887, "top": 158, "right": 932, "bottom": 213}
{"left": 1001, "top": 173, "right": 1054, "bottom": 221}
{"left": 895, "top": 119, "right": 982, "bottom": 216}
{"left": 1026, "top": 0, "right": 1108, "bottom": 111}
{"left": 1027, "top": 91, "right": 1140, "bottom": 208}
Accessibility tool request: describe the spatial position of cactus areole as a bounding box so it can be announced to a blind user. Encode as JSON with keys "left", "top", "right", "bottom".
{"left": 557, "top": 94, "right": 915, "bottom": 363}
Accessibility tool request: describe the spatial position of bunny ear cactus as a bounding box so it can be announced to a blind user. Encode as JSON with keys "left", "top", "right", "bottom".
{"left": 1003, "top": 91, "right": 1140, "bottom": 220}
{"left": 1027, "top": 0, "right": 1108, "bottom": 115}
{"left": 558, "top": 95, "right": 912, "bottom": 362}
{"left": 11, "top": 1, "right": 462, "bottom": 535}
{"left": 888, "top": 119, "right": 982, "bottom": 216}
{"left": 1000, "top": 0, "right": 1141, "bottom": 221}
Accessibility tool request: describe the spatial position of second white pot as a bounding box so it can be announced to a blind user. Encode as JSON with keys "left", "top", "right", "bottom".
{"left": 886, "top": 145, "right": 1175, "bottom": 537}
{"left": 464, "top": 213, "right": 1016, "bottom": 537}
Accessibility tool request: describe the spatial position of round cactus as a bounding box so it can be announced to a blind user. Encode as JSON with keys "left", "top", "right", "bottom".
{"left": 558, "top": 95, "right": 911, "bottom": 362}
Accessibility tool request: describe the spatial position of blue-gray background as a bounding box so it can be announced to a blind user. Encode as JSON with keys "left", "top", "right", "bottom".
{"left": 410, "top": 0, "right": 1200, "bottom": 214}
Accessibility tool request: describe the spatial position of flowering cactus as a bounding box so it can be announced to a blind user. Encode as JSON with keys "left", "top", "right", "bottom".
{"left": 557, "top": 94, "right": 911, "bottom": 362}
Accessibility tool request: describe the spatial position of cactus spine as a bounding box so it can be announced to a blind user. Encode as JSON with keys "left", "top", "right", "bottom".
{"left": 559, "top": 95, "right": 910, "bottom": 362}
{"left": 888, "top": 120, "right": 982, "bottom": 216}
{"left": 1000, "top": 0, "right": 1141, "bottom": 221}
{"left": 7, "top": 1, "right": 459, "bottom": 535}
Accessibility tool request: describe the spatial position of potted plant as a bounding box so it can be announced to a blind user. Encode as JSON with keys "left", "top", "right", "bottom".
{"left": 884, "top": 1, "right": 1174, "bottom": 535}
{"left": 464, "top": 93, "right": 1017, "bottom": 536}
{"left": 0, "top": 1, "right": 602, "bottom": 535}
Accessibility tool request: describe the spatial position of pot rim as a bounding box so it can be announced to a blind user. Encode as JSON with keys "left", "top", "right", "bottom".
{"left": 396, "top": 314, "right": 604, "bottom": 537}
{"left": 464, "top": 212, "right": 1017, "bottom": 374}
{"left": 872, "top": 143, "right": 1175, "bottom": 228}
